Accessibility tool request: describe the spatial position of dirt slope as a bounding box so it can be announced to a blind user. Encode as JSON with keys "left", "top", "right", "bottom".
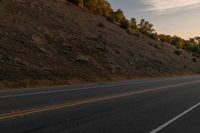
{"left": 0, "top": 0, "right": 200, "bottom": 88}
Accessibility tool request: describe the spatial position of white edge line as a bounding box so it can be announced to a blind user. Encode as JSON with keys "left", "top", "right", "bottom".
{"left": 0, "top": 84, "right": 120, "bottom": 99}
{"left": 1, "top": 80, "right": 200, "bottom": 99}
{"left": 149, "top": 102, "right": 200, "bottom": 133}
{"left": 0, "top": 80, "right": 151, "bottom": 99}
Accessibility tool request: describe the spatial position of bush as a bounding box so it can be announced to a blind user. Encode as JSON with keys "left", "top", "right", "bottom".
{"left": 130, "top": 18, "right": 137, "bottom": 29}
{"left": 115, "top": 9, "right": 125, "bottom": 23}
{"left": 172, "top": 36, "right": 185, "bottom": 49}
{"left": 107, "top": 13, "right": 116, "bottom": 23}
{"left": 138, "top": 19, "right": 154, "bottom": 35}
{"left": 120, "top": 19, "right": 130, "bottom": 29}
{"left": 187, "top": 45, "right": 200, "bottom": 53}
{"left": 149, "top": 32, "right": 158, "bottom": 40}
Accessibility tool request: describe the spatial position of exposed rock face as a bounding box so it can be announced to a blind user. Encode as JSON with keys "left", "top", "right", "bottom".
{"left": 0, "top": 0, "right": 200, "bottom": 88}
{"left": 76, "top": 55, "right": 91, "bottom": 63}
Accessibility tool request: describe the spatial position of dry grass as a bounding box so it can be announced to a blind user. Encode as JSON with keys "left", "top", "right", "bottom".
{"left": 0, "top": 71, "right": 197, "bottom": 90}
{"left": 0, "top": 0, "right": 200, "bottom": 90}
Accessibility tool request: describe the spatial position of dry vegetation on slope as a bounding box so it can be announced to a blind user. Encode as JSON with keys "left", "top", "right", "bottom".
{"left": 0, "top": 0, "right": 200, "bottom": 89}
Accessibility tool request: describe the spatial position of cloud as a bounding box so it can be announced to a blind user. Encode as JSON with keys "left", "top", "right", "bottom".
{"left": 147, "top": 0, "right": 200, "bottom": 11}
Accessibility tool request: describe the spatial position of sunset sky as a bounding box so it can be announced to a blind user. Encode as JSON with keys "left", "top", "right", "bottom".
{"left": 108, "top": 0, "right": 200, "bottom": 39}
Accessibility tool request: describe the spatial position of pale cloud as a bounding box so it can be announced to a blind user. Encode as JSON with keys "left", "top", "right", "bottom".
{"left": 108, "top": 0, "right": 200, "bottom": 38}
{"left": 147, "top": 0, "right": 200, "bottom": 11}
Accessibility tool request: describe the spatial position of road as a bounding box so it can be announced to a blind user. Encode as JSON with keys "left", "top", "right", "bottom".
{"left": 1, "top": 75, "right": 200, "bottom": 133}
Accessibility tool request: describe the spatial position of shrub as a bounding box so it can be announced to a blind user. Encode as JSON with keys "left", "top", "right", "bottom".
{"left": 138, "top": 19, "right": 154, "bottom": 35}
{"left": 107, "top": 13, "right": 116, "bottom": 23}
{"left": 130, "top": 18, "right": 137, "bottom": 29}
{"left": 120, "top": 19, "right": 130, "bottom": 29}
{"left": 172, "top": 36, "right": 185, "bottom": 49}
{"left": 187, "top": 45, "right": 200, "bottom": 53}
{"left": 115, "top": 9, "right": 125, "bottom": 23}
{"left": 149, "top": 32, "right": 158, "bottom": 40}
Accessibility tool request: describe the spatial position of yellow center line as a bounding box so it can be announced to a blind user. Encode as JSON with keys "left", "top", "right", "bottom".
{"left": 0, "top": 80, "right": 200, "bottom": 121}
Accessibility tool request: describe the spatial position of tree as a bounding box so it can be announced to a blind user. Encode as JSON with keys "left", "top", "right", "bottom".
{"left": 192, "top": 36, "right": 200, "bottom": 45}
{"left": 158, "top": 34, "right": 173, "bottom": 44}
{"left": 101, "top": 0, "right": 112, "bottom": 17}
{"left": 149, "top": 32, "right": 158, "bottom": 40}
{"left": 139, "top": 19, "right": 145, "bottom": 28}
{"left": 130, "top": 17, "right": 137, "bottom": 29}
{"left": 107, "top": 12, "right": 117, "bottom": 22}
{"left": 87, "top": 0, "right": 98, "bottom": 14}
{"left": 83, "top": 0, "right": 112, "bottom": 16}
{"left": 114, "top": 9, "right": 125, "bottom": 23}
{"left": 138, "top": 19, "right": 154, "bottom": 34}
{"left": 120, "top": 19, "right": 130, "bottom": 29}
{"left": 186, "top": 37, "right": 200, "bottom": 54}
{"left": 172, "top": 36, "right": 185, "bottom": 49}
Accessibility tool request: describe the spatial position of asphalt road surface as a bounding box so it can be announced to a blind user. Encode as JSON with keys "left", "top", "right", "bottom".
{"left": 1, "top": 75, "right": 200, "bottom": 133}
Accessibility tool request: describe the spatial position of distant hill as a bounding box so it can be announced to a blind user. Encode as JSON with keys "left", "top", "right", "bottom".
{"left": 0, "top": 0, "right": 200, "bottom": 89}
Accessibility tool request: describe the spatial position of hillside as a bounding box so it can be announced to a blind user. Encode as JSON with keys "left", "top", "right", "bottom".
{"left": 0, "top": 0, "right": 200, "bottom": 89}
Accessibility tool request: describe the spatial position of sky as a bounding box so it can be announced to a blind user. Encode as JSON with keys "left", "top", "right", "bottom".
{"left": 108, "top": 0, "right": 200, "bottom": 39}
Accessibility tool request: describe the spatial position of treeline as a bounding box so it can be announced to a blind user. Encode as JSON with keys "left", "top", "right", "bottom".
{"left": 68, "top": 0, "right": 200, "bottom": 58}
{"left": 159, "top": 35, "right": 200, "bottom": 57}
{"left": 68, "top": 0, "right": 155, "bottom": 33}
{"left": 68, "top": 0, "right": 112, "bottom": 17}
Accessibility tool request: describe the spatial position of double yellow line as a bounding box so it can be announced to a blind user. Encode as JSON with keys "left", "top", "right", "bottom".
{"left": 0, "top": 80, "right": 200, "bottom": 121}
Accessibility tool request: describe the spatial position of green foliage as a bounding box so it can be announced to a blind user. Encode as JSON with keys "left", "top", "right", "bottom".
{"left": 158, "top": 34, "right": 173, "bottom": 44}
{"left": 158, "top": 34, "right": 200, "bottom": 56}
{"left": 120, "top": 19, "right": 130, "bottom": 29}
{"left": 138, "top": 19, "right": 154, "bottom": 35}
{"left": 107, "top": 9, "right": 126, "bottom": 24}
{"left": 85, "top": 0, "right": 99, "bottom": 14}
{"left": 69, "top": 0, "right": 112, "bottom": 16}
{"left": 185, "top": 37, "right": 200, "bottom": 54}
{"left": 101, "top": 0, "right": 112, "bottom": 17}
{"left": 192, "top": 36, "right": 200, "bottom": 45}
{"left": 130, "top": 18, "right": 137, "bottom": 29}
{"left": 187, "top": 45, "right": 200, "bottom": 53}
{"left": 107, "top": 12, "right": 116, "bottom": 22}
{"left": 172, "top": 36, "right": 185, "bottom": 49}
{"left": 83, "top": 0, "right": 112, "bottom": 16}
{"left": 114, "top": 9, "right": 125, "bottom": 23}
{"left": 149, "top": 32, "right": 158, "bottom": 40}
{"left": 68, "top": 0, "right": 200, "bottom": 58}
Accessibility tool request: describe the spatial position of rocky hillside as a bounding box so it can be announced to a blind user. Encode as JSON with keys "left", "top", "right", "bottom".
{"left": 0, "top": 0, "right": 200, "bottom": 88}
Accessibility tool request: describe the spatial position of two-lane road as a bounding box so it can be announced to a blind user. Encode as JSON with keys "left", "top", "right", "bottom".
{"left": 1, "top": 75, "right": 200, "bottom": 133}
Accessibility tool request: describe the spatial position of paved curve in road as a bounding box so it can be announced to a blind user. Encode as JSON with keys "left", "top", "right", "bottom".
{"left": 1, "top": 75, "right": 200, "bottom": 133}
